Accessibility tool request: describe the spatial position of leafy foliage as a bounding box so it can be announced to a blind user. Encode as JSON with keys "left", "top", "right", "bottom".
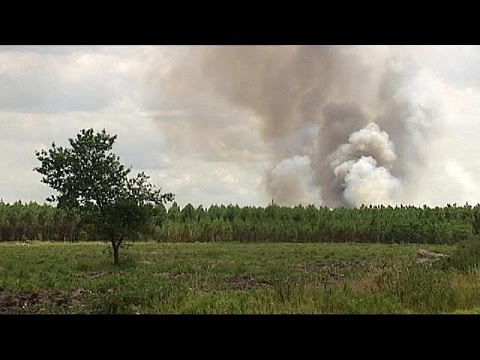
{"left": 33, "top": 128, "right": 173, "bottom": 263}
{"left": 0, "top": 201, "right": 476, "bottom": 245}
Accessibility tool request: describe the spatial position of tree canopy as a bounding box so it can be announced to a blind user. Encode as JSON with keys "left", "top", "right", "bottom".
{"left": 34, "top": 128, "right": 174, "bottom": 263}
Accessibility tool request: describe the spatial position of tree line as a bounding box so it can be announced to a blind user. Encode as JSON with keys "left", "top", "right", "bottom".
{"left": 0, "top": 201, "right": 477, "bottom": 244}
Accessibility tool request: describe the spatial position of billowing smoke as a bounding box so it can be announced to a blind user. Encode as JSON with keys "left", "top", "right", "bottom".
{"left": 329, "top": 122, "right": 396, "bottom": 168}
{"left": 328, "top": 123, "right": 400, "bottom": 206}
{"left": 144, "top": 46, "right": 472, "bottom": 208}
{"left": 333, "top": 157, "right": 400, "bottom": 207}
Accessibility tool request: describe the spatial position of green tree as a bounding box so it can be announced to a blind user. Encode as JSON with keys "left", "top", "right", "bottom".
{"left": 34, "top": 128, "right": 174, "bottom": 264}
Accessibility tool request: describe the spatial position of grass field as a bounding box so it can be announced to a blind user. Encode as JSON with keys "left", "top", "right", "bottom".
{"left": 1, "top": 241, "right": 479, "bottom": 314}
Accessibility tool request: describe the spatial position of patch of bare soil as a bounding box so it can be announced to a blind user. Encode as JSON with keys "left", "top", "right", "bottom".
{"left": 0, "top": 288, "right": 93, "bottom": 314}
{"left": 224, "top": 275, "right": 272, "bottom": 290}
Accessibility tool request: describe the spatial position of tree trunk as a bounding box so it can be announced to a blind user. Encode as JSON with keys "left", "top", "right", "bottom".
{"left": 112, "top": 240, "right": 120, "bottom": 265}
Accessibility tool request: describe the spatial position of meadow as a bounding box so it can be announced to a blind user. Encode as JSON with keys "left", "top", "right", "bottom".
{"left": 1, "top": 241, "right": 480, "bottom": 314}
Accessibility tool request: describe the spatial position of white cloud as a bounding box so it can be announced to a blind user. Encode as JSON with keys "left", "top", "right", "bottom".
{"left": 0, "top": 46, "right": 159, "bottom": 113}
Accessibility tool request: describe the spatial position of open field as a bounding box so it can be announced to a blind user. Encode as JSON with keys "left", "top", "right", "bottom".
{"left": 1, "top": 241, "right": 480, "bottom": 314}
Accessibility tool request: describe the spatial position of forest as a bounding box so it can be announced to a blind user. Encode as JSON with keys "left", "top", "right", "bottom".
{"left": 0, "top": 201, "right": 477, "bottom": 244}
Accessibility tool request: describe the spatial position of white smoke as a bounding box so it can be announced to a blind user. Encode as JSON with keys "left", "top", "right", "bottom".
{"left": 328, "top": 122, "right": 400, "bottom": 207}
{"left": 333, "top": 157, "right": 400, "bottom": 207}
{"left": 268, "top": 155, "right": 321, "bottom": 206}
{"left": 329, "top": 122, "right": 396, "bottom": 169}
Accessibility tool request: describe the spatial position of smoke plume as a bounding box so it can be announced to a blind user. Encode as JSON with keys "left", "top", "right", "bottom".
{"left": 144, "top": 46, "right": 475, "bottom": 207}
{"left": 267, "top": 155, "right": 321, "bottom": 206}
{"left": 328, "top": 123, "right": 400, "bottom": 206}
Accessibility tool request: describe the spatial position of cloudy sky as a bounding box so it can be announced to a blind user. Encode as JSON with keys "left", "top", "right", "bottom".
{"left": 1, "top": 45, "right": 480, "bottom": 208}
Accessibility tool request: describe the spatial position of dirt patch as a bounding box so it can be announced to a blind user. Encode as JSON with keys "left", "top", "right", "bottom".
{"left": 225, "top": 275, "right": 272, "bottom": 290}
{"left": 0, "top": 288, "right": 93, "bottom": 314}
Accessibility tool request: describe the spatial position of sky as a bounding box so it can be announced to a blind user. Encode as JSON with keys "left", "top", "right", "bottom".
{"left": 1, "top": 45, "right": 480, "bottom": 208}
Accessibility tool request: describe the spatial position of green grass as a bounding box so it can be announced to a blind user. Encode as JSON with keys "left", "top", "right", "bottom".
{"left": 1, "top": 241, "right": 478, "bottom": 314}
{"left": 444, "top": 238, "right": 480, "bottom": 271}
